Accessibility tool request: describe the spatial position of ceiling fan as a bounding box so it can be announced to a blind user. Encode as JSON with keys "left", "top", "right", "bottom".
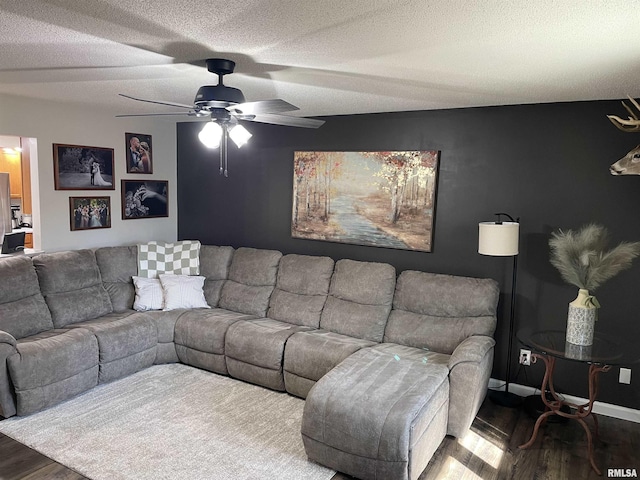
{"left": 118, "top": 58, "right": 325, "bottom": 176}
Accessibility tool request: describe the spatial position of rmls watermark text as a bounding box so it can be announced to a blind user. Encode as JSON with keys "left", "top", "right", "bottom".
{"left": 608, "top": 468, "right": 638, "bottom": 478}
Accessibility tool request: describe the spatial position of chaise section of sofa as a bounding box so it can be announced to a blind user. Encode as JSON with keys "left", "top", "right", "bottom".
{"left": 377, "top": 270, "right": 500, "bottom": 437}
{"left": 283, "top": 258, "right": 396, "bottom": 398}
{"left": 303, "top": 348, "right": 450, "bottom": 480}
{"left": 0, "top": 255, "right": 99, "bottom": 417}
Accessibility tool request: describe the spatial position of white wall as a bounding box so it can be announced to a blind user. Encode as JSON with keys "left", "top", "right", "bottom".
{"left": 0, "top": 93, "right": 177, "bottom": 252}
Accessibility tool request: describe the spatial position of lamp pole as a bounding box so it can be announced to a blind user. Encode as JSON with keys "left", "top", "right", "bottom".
{"left": 479, "top": 212, "right": 523, "bottom": 408}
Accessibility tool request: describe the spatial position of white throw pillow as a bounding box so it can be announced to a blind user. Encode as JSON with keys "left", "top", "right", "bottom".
{"left": 160, "top": 274, "right": 210, "bottom": 311}
{"left": 132, "top": 276, "right": 164, "bottom": 311}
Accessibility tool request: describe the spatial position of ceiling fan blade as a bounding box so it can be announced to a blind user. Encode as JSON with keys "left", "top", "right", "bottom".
{"left": 248, "top": 114, "right": 325, "bottom": 128}
{"left": 119, "top": 93, "right": 194, "bottom": 110}
{"left": 227, "top": 99, "right": 299, "bottom": 116}
{"left": 115, "top": 113, "right": 193, "bottom": 117}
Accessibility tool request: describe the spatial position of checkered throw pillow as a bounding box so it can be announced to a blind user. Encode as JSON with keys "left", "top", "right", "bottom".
{"left": 137, "top": 241, "right": 201, "bottom": 278}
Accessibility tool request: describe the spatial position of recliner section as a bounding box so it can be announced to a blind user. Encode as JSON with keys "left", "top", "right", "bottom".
{"left": 0, "top": 254, "right": 101, "bottom": 417}
{"left": 33, "top": 250, "right": 157, "bottom": 386}
{"left": 225, "top": 253, "right": 333, "bottom": 391}
{"left": 175, "top": 308, "right": 257, "bottom": 375}
{"left": 8, "top": 328, "right": 99, "bottom": 416}
{"left": 283, "top": 258, "right": 395, "bottom": 398}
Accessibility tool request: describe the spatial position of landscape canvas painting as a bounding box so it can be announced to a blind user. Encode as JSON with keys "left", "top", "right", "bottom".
{"left": 292, "top": 151, "right": 440, "bottom": 252}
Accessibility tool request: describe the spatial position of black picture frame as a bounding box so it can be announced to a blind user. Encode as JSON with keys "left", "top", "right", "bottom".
{"left": 69, "top": 196, "right": 111, "bottom": 231}
{"left": 121, "top": 180, "right": 168, "bottom": 219}
{"left": 53, "top": 144, "right": 115, "bottom": 190}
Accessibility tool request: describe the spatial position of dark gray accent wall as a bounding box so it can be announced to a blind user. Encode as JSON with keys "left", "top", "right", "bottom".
{"left": 178, "top": 100, "right": 640, "bottom": 410}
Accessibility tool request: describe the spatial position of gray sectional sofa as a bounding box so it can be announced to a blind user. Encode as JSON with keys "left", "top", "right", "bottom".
{"left": 0, "top": 244, "right": 499, "bottom": 480}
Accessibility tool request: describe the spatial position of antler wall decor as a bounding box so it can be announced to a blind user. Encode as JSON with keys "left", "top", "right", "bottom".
{"left": 608, "top": 96, "right": 640, "bottom": 132}
{"left": 607, "top": 95, "right": 640, "bottom": 175}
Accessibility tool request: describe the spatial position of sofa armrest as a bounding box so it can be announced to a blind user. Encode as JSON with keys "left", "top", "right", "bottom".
{"left": 448, "top": 335, "right": 495, "bottom": 369}
{"left": 0, "top": 330, "right": 18, "bottom": 418}
{"left": 446, "top": 335, "right": 495, "bottom": 438}
{"left": 0, "top": 330, "right": 17, "bottom": 348}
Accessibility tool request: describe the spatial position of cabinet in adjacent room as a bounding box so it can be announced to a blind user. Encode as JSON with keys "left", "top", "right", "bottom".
{"left": 0, "top": 150, "right": 22, "bottom": 198}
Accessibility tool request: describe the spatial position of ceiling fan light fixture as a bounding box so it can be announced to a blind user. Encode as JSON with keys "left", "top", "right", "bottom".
{"left": 198, "top": 121, "right": 223, "bottom": 148}
{"left": 229, "top": 124, "right": 252, "bottom": 148}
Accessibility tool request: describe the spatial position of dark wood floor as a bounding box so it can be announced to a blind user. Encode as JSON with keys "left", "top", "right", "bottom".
{"left": 1, "top": 396, "right": 638, "bottom": 479}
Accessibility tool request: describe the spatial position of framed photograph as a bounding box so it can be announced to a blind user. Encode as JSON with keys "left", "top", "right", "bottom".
{"left": 53, "top": 144, "right": 114, "bottom": 190}
{"left": 125, "top": 133, "right": 153, "bottom": 174}
{"left": 292, "top": 150, "right": 440, "bottom": 252}
{"left": 69, "top": 196, "right": 111, "bottom": 231}
{"left": 121, "top": 180, "right": 168, "bottom": 219}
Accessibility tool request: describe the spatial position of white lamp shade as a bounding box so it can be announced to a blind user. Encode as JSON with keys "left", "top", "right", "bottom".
{"left": 478, "top": 222, "right": 519, "bottom": 256}
{"left": 228, "top": 124, "right": 252, "bottom": 147}
{"left": 198, "top": 122, "right": 223, "bottom": 148}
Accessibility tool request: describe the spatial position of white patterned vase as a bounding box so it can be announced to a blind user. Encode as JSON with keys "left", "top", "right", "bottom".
{"left": 566, "top": 288, "right": 598, "bottom": 346}
{"left": 564, "top": 341, "right": 593, "bottom": 360}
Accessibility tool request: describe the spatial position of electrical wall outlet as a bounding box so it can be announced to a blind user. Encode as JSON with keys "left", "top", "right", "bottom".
{"left": 619, "top": 368, "right": 631, "bottom": 384}
{"left": 519, "top": 349, "right": 531, "bottom": 366}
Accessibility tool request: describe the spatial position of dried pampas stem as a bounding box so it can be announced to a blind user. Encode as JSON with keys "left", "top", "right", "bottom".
{"left": 549, "top": 223, "right": 640, "bottom": 291}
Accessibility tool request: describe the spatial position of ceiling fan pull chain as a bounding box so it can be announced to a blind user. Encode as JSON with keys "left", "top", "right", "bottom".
{"left": 223, "top": 128, "right": 229, "bottom": 177}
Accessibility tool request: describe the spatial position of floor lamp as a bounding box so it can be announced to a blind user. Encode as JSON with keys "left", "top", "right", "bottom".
{"left": 479, "top": 213, "right": 523, "bottom": 408}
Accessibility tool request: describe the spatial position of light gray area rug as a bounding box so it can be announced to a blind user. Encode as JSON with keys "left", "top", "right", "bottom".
{"left": 0, "top": 364, "right": 335, "bottom": 480}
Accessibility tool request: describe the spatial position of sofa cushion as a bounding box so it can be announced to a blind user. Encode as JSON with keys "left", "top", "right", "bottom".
{"left": 137, "top": 240, "right": 201, "bottom": 278}
{"left": 219, "top": 247, "right": 282, "bottom": 316}
{"left": 385, "top": 271, "right": 499, "bottom": 354}
{"left": 145, "top": 309, "right": 184, "bottom": 365}
{"left": 227, "top": 247, "right": 281, "bottom": 286}
{"left": 199, "top": 245, "right": 234, "bottom": 307}
{"left": 33, "top": 250, "right": 113, "bottom": 328}
{"left": 283, "top": 329, "right": 374, "bottom": 398}
{"left": 328, "top": 259, "right": 396, "bottom": 305}
{"left": 175, "top": 309, "right": 257, "bottom": 356}
{"left": 267, "top": 254, "right": 334, "bottom": 327}
{"left": 71, "top": 312, "right": 157, "bottom": 383}
{"left": 319, "top": 259, "right": 396, "bottom": 342}
{"left": 174, "top": 308, "right": 258, "bottom": 375}
{"left": 225, "top": 318, "right": 309, "bottom": 390}
{"left": 227, "top": 318, "right": 306, "bottom": 371}
{"left": 95, "top": 246, "right": 137, "bottom": 312}
{"left": 0, "top": 256, "right": 54, "bottom": 339}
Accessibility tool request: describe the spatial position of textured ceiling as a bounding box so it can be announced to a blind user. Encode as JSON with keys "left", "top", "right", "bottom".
{"left": 1, "top": 0, "right": 639, "bottom": 119}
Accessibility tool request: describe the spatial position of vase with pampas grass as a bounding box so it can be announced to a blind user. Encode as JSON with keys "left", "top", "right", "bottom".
{"left": 549, "top": 224, "right": 640, "bottom": 346}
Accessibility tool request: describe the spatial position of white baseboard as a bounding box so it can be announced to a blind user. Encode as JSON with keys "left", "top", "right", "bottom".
{"left": 488, "top": 378, "right": 640, "bottom": 424}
